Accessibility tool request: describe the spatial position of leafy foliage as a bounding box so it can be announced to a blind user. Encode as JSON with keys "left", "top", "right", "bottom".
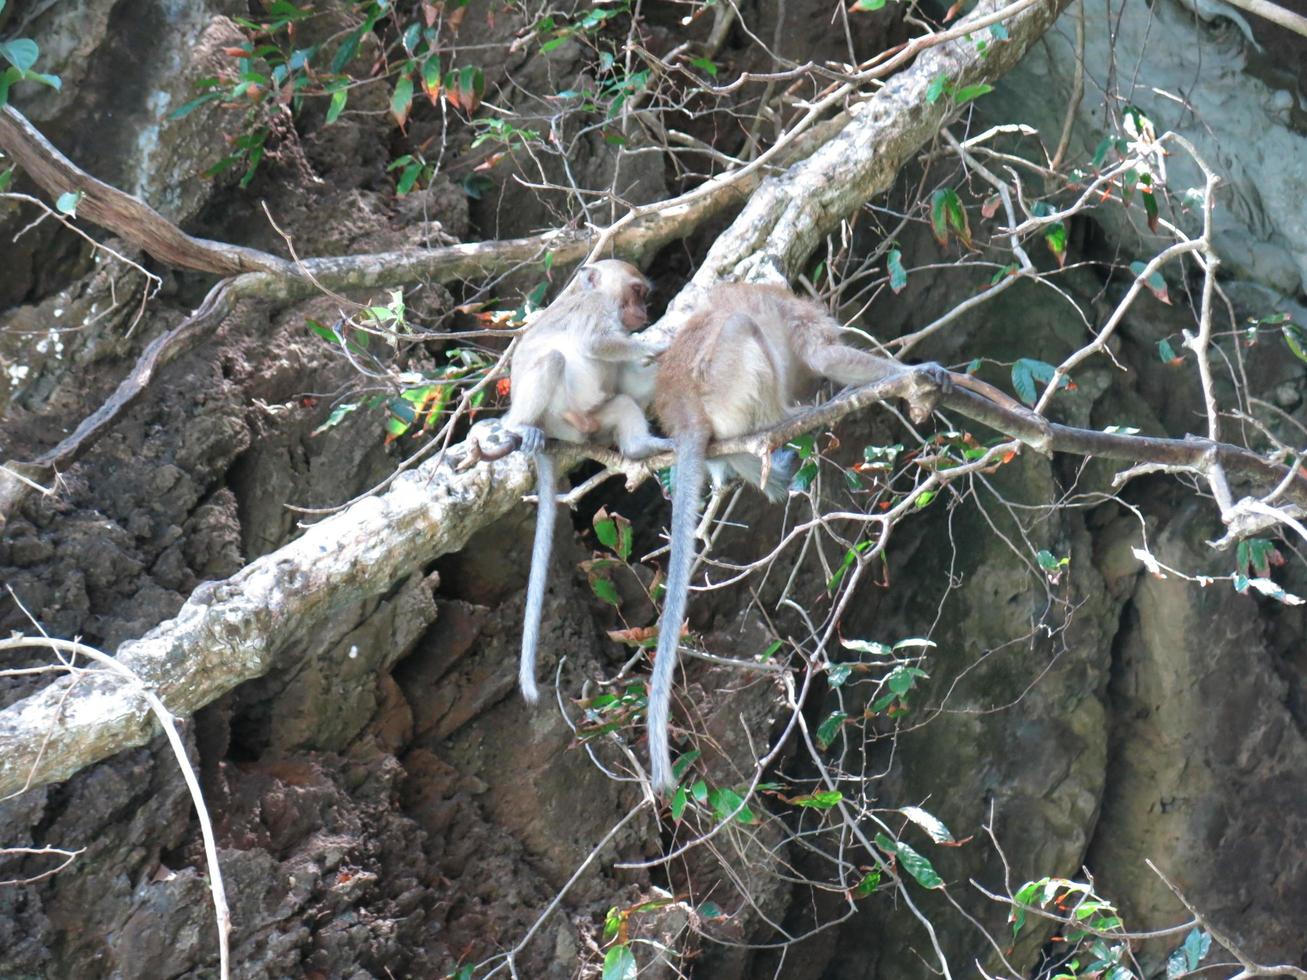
{"left": 0, "top": 1, "right": 61, "bottom": 106}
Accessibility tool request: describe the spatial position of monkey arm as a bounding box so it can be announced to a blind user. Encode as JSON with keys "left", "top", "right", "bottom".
{"left": 586, "top": 334, "right": 657, "bottom": 364}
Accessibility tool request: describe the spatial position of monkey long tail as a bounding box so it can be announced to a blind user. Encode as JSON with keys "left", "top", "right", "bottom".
{"left": 649, "top": 429, "right": 709, "bottom": 793}
{"left": 519, "top": 451, "right": 558, "bottom": 705}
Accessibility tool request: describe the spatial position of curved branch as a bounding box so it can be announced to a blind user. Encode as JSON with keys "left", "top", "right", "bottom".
{"left": 0, "top": 106, "right": 291, "bottom": 276}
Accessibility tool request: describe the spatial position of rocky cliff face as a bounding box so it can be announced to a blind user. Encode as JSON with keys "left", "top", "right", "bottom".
{"left": 1, "top": 0, "right": 1304, "bottom": 977}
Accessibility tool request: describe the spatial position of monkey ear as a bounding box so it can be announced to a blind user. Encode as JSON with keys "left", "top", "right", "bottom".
{"left": 576, "top": 267, "right": 601, "bottom": 290}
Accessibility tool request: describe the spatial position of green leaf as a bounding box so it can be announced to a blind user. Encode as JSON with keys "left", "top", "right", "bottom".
{"left": 989, "top": 22, "right": 1009, "bottom": 40}
{"left": 793, "top": 790, "right": 843, "bottom": 809}
{"left": 1282, "top": 323, "right": 1307, "bottom": 364}
{"left": 0, "top": 38, "right": 39, "bottom": 72}
{"left": 886, "top": 665, "right": 926, "bottom": 696}
{"left": 914, "top": 489, "right": 936, "bottom": 508}
{"left": 1143, "top": 188, "right": 1160, "bottom": 232}
{"left": 852, "top": 0, "right": 888, "bottom": 8}
{"left": 593, "top": 510, "right": 618, "bottom": 551}
{"left": 169, "top": 91, "right": 222, "bottom": 120}
{"left": 670, "top": 786, "right": 688, "bottom": 822}
{"left": 925, "top": 73, "right": 949, "bottom": 105}
{"left": 311, "top": 402, "right": 359, "bottom": 436}
{"left": 1036, "top": 549, "right": 1069, "bottom": 571}
{"left": 398, "top": 162, "right": 424, "bottom": 196}
{"left": 672, "top": 750, "right": 700, "bottom": 782}
{"left": 331, "top": 29, "right": 363, "bottom": 73}
{"left": 602, "top": 944, "right": 637, "bottom": 980}
{"left": 851, "top": 869, "right": 882, "bottom": 897}
{"left": 887, "top": 248, "right": 908, "bottom": 293}
{"left": 590, "top": 576, "right": 621, "bottom": 607}
{"left": 1011, "top": 357, "right": 1064, "bottom": 406}
{"left": 1182, "top": 928, "right": 1211, "bottom": 970}
{"left": 691, "top": 779, "right": 708, "bottom": 804}
{"left": 1157, "top": 337, "right": 1179, "bottom": 362}
{"left": 689, "top": 56, "right": 718, "bottom": 76}
{"left": 792, "top": 460, "right": 818, "bottom": 492}
{"left": 815, "top": 711, "right": 848, "bottom": 750}
{"left": 875, "top": 833, "right": 944, "bottom": 889}
{"left": 826, "top": 540, "right": 871, "bottom": 594}
{"left": 698, "top": 900, "right": 723, "bottom": 918}
{"left": 391, "top": 74, "right": 414, "bottom": 126}
{"left": 892, "top": 637, "right": 936, "bottom": 651}
{"left": 1044, "top": 222, "right": 1067, "bottom": 266}
{"left": 900, "top": 805, "right": 955, "bottom": 843}
{"left": 602, "top": 906, "right": 622, "bottom": 940}
{"left": 952, "top": 82, "right": 993, "bottom": 105}
{"left": 841, "top": 638, "right": 892, "bottom": 658}
{"left": 422, "top": 55, "right": 443, "bottom": 96}
{"left": 708, "top": 787, "right": 756, "bottom": 825}
{"left": 930, "top": 187, "right": 969, "bottom": 247}
{"left": 0, "top": 165, "right": 12, "bottom": 192}
{"left": 827, "top": 662, "right": 853, "bottom": 687}
{"left": 55, "top": 190, "right": 82, "bottom": 216}
{"left": 1092, "top": 136, "right": 1114, "bottom": 169}
{"left": 760, "top": 639, "right": 782, "bottom": 662}
{"left": 326, "top": 86, "right": 348, "bottom": 124}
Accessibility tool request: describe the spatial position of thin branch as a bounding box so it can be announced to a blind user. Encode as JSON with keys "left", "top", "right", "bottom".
{"left": 0, "top": 635, "right": 230, "bottom": 979}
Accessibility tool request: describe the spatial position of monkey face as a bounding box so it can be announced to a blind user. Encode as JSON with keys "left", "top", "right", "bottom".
{"left": 621, "top": 277, "right": 649, "bottom": 331}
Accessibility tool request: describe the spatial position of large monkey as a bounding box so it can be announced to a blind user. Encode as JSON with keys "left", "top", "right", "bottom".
{"left": 647, "top": 282, "right": 972, "bottom": 791}
{"left": 505, "top": 259, "right": 672, "bottom": 704}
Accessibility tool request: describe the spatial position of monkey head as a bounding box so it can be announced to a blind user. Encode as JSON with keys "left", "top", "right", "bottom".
{"left": 576, "top": 259, "right": 650, "bottom": 332}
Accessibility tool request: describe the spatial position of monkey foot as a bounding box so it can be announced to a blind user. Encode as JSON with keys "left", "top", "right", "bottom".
{"left": 516, "top": 425, "right": 546, "bottom": 455}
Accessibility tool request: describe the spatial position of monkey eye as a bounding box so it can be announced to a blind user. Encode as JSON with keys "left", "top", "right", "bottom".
{"left": 633, "top": 283, "right": 649, "bottom": 301}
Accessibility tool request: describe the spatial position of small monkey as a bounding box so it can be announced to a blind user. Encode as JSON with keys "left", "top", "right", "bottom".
{"left": 504, "top": 259, "right": 672, "bottom": 704}
{"left": 646, "top": 282, "right": 991, "bottom": 791}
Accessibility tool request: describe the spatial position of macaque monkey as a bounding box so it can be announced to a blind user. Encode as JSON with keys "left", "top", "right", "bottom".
{"left": 504, "top": 259, "right": 672, "bottom": 704}
{"left": 645, "top": 282, "right": 976, "bottom": 791}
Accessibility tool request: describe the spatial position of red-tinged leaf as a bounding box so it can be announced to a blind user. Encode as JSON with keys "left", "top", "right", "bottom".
{"left": 607, "top": 626, "right": 658, "bottom": 647}
{"left": 421, "top": 56, "right": 442, "bottom": 104}
{"left": 422, "top": 1, "right": 439, "bottom": 27}
{"left": 447, "top": 4, "right": 468, "bottom": 32}
{"left": 943, "top": 0, "right": 965, "bottom": 19}
{"left": 981, "top": 194, "right": 1001, "bottom": 219}
{"left": 474, "top": 151, "right": 505, "bottom": 172}
{"left": 1130, "top": 260, "right": 1170, "bottom": 304}
{"left": 495, "top": 377, "right": 511, "bottom": 398}
{"left": 1044, "top": 222, "right": 1067, "bottom": 267}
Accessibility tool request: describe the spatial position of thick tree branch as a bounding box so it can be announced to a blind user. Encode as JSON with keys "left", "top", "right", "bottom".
{"left": 0, "top": 450, "right": 534, "bottom": 799}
